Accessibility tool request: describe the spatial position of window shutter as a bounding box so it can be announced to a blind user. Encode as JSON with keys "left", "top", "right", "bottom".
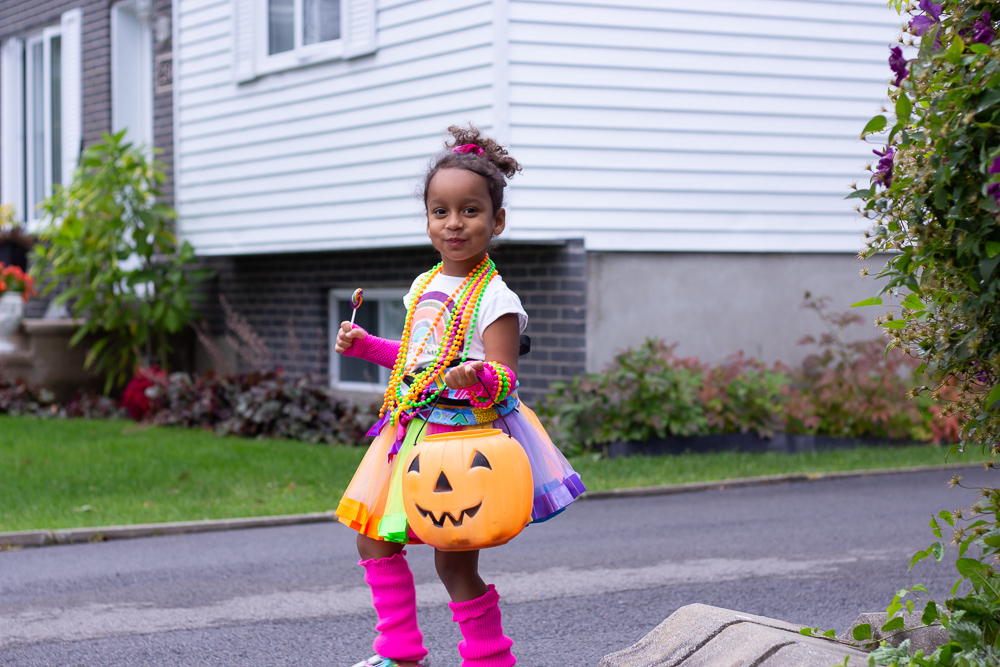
{"left": 0, "top": 37, "right": 24, "bottom": 221}
{"left": 341, "top": 0, "right": 376, "bottom": 59}
{"left": 233, "top": 0, "right": 256, "bottom": 82}
{"left": 61, "top": 8, "right": 83, "bottom": 187}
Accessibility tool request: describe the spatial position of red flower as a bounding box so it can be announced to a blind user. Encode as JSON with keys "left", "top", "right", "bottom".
{"left": 121, "top": 366, "right": 168, "bottom": 420}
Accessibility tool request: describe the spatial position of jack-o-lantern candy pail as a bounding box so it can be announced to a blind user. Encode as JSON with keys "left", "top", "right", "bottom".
{"left": 401, "top": 428, "right": 533, "bottom": 551}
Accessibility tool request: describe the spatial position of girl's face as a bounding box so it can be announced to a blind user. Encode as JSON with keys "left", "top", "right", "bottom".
{"left": 425, "top": 168, "right": 505, "bottom": 276}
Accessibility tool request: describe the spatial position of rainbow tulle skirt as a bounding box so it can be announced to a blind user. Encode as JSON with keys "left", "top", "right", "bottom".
{"left": 335, "top": 401, "right": 585, "bottom": 544}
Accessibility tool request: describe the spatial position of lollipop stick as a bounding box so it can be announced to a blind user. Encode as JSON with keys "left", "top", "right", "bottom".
{"left": 350, "top": 308, "right": 358, "bottom": 326}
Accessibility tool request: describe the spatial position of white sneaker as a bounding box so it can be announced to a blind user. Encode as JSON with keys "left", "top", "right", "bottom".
{"left": 348, "top": 655, "right": 431, "bottom": 667}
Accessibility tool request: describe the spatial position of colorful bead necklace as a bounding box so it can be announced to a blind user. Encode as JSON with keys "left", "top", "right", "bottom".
{"left": 380, "top": 255, "right": 498, "bottom": 425}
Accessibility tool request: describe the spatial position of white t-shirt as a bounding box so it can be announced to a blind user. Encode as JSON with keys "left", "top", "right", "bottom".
{"left": 402, "top": 270, "right": 528, "bottom": 370}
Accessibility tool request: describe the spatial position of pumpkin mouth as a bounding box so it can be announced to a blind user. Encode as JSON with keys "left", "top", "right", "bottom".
{"left": 415, "top": 502, "right": 482, "bottom": 528}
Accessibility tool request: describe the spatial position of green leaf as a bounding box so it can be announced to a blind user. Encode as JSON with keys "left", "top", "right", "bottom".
{"left": 902, "top": 293, "right": 926, "bottom": 310}
{"left": 976, "top": 87, "right": 1000, "bottom": 112}
{"left": 939, "top": 510, "right": 955, "bottom": 527}
{"left": 921, "top": 600, "right": 939, "bottom": 625}
{"left": 846, "top": 187, "right": 874, "bottom": 200}
{"left": 852, "top": 623, "right": 872, "bottom": 640}
{"left": 882, "top": 320, "right": 907, "bottom": 329}
{"left": 987, "top": 241, "right": 1000, "bottom": 259}
{"left": 851, "top": 296, "right": 883, "bottom": 307}
{"left": 947, "top": 36, "right": 965, "bottom": 64}
{"left": 823, "top": 629, "right": 836, "bottom": 638}
{"left": 896, "top": 94, "right": 912, "bottom": 122}
{"left": 861, "top": 115, "right": 888, "bottom": 136}
{"left": 931, "top": 542, "right": 945, "bottom": 562}
{"left": 882, "top": 615, "right": 905, "bottom": 632}
{"left": 799, "top": 627, "right": 814, "bottom": 636}
{"left": 986, "top": 384, "right": 1000, "bottom": 411}
{"left": 970, "top": 43, "right": 990, "bottom": 56}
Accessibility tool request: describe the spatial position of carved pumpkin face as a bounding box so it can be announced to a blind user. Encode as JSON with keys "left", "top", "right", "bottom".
{"left": 402, "top": 428, "right": 533, "bottom": 551}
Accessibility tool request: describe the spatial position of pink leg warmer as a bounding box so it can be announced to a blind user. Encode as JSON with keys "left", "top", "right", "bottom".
{"left": 448, "top": 584, "right": 516, "bottom": 667}
{"left": 360, "top": 551, "right": 428, "bottom": 663}
{"left": 344, "top": 326, "right": 402, "bottom": 369}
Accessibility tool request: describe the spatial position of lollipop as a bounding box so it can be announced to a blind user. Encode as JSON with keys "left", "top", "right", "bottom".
{"left": 350, "top": 288, "right": 363, "bottom": 325}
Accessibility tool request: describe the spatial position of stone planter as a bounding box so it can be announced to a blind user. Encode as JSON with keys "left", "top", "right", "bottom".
{"left": 0, "top": 291, "right": 25, "bottom": 353}
{"left": 603, "top": 432, "right": 922, "bottom": 458}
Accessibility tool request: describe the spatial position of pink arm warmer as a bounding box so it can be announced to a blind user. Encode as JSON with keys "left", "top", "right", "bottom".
{"left": 342, "top": 326, "right": 402, "bottom": 369}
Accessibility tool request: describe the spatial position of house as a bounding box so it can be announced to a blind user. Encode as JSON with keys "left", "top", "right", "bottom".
{"left": 9, "top": 0, "right": 905, "bottom": 402}
{"left": 0, "top": 0, "right": 175, "bottom": 317}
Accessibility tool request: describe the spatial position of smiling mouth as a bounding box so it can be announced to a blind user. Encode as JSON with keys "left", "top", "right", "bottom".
{"left": 415, "top": 502, "right": 482, "bottom": 528}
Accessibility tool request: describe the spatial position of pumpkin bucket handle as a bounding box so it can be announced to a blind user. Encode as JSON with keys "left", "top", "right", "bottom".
{"left": 412, "top": 376, "right": 514, "bottom": 443}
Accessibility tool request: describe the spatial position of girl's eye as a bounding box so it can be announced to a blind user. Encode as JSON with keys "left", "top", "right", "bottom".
{"left": 433, "top": 208, "right": 446, "bottom": 216}
{"left": 463, "top": 207, "right": 478, "bottom": 215}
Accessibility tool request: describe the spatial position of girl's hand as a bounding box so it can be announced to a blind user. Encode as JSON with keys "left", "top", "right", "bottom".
{"left": 334, "top": 321, "right": 366, "bottom": 354}
{"left": 445, "top": 360, "right": 484, "bottom": 389}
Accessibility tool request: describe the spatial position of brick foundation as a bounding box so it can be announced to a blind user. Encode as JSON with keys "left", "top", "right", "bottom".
{"left": 199, "top": 240, "right": 586, "bottom": 402}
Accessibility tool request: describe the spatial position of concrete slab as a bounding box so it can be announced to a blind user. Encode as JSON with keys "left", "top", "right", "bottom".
{"left": 598, "top": 603, "right": 870, "bottom": 667}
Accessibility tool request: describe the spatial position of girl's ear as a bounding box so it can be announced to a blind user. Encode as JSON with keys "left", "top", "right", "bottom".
{"left": 493, "top": 208, "right": 506, "bottom": 237}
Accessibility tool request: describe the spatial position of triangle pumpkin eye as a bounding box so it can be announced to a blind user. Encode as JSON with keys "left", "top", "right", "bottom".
{"left": 471, "top": 450, "right": 491, "bottom": 470}
{"left": 407, "top": 454, "right": 420, "bottom": 474}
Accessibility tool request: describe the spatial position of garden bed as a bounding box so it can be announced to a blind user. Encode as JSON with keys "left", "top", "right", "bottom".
{"left": 603, "top": 433, "right": 924, "bottom": 458}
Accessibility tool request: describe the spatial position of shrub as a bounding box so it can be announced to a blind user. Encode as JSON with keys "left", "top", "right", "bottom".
{"left": 794, "top": 295, "right": 926, "bottom": 440}
{"left": 135, "top": 368, "right": 375, "bottom": 445}
{"left": 854, "top": 0, "right": 1000, "bottom": 452}
{"left": 30, "top": 132, "right": 211, "bottom": 393}
{"left": 539, "top": 339, "right": 707, "bottom": 454}
{"left": 700, "top": 353, "right": 791, "bottom": 439}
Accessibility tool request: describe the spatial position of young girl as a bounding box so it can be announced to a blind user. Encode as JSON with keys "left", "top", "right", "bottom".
{"left": 334, "top": 125, "right": 585, "bottom": 667}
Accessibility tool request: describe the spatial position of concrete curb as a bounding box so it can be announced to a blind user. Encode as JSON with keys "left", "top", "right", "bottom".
{"left": 0, "top": 511, "right": 337, "bottom": 549}
{"left": 578, "top": 462, "right": 981, "bottom": 500}
{"left": 0, "top": 462, "right": 981, "bottom": 550}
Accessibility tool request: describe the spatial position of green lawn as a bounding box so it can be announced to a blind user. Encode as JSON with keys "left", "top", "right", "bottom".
{"left": 0, "top": 415, "right": 984, "bottom": 532}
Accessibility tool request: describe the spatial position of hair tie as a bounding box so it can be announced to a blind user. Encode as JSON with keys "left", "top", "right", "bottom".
{"left": 453, "top": 143, "right": 485, "bottom": 156}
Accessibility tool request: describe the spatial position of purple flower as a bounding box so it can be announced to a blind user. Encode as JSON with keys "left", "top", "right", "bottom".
{"left": 910, "top": 0, "right": 943, "bottom": 38}
{"left": 990, "top": 157, "right": 1000, "bottom": 174}
{"left": 889, "top": 47, "right": 909, "bottom": 86}
{"left": 974, "top": 11, "right": 995, "bottom": 44}
{"left": 873, "top": 147, "right": 895, "bottom": 187}
{"left": 988, "top": 182, "right": 1000, "bottom": 205}
{"left": 921, "top": 0, "right": 942, "bottom": 21}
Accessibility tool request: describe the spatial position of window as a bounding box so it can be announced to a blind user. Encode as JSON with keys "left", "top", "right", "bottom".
{"left": 0, "top": 8, "right": 81, "bottom": 230}
{"left": 233, "top": 0, "right": 376, "bottom": 82}
{"left": 268, "top": 0, "right": 340, "bottom": 55}
{"left": 111, "top": 1, "right": 153, "bottom": 150}
{"left": 25, "top": 28, "right": 62, "bottom": 226}
{"left": 329, "top": 288, "right": 406, "bottom": 391}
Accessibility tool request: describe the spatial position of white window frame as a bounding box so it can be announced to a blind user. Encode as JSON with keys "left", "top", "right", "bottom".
{"left": 256, "top": 0, "right": 343, "bottom": 76}
{"left": 329, "top": 287, "right": 406, "bottom": 393}
{"left": 233, "top": 0, "right": 376, "bottom": 83}
{"left": 0, "top": 7, "right": 80, "bottom": 230}
{"left": 24, "top": 26, "right": 62, "bottom": 231}
{"left": 111, "top": 0, "right": 154, "bottom": 152}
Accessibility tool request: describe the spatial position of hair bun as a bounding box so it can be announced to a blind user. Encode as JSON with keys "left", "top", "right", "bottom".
{"left": 445, "top": 124, "right": 521, "bottom": 178}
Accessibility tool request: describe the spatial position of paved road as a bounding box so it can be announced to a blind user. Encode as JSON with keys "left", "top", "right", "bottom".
{"left": 2, "top": 467, "right": 993, "bottom": 666}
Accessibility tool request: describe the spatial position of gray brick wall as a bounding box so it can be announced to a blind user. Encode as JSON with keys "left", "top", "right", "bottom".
{"left": 199, "top": 241, "right": 587, "bottom": 402}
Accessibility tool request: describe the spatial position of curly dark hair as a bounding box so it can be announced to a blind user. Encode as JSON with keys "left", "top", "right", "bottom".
{"left": 422, "top": 124, "right": 522, "bottom": 215}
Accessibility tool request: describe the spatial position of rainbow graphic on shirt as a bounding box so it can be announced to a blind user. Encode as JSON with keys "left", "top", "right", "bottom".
{"left": 407, "top": 290, "right": 452, "bottom": 368}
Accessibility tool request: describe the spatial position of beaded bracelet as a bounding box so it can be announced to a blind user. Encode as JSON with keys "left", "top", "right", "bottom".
{"left": 469, "top": 361, "right": 516, "bottom": 408}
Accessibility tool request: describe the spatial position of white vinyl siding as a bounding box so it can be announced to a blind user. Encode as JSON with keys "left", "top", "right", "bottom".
{"left": 503, "top": 0, "right": 901, "bottom": 252}
{"left": 176, "top": 0, "right": 495, "bottom": 255}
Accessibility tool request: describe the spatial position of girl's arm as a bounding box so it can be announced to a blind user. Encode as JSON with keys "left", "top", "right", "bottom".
{"left": 444, "top": 313, "right": 520, "bottom": 389}
{"left": 334, "top": 321, "right": 402, "bottom": 369}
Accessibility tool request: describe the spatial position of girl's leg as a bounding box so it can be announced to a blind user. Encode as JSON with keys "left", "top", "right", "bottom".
{"left": 358, "top": 534, "right": 427, "bottom": 667}
{"left": 436, "top": 550, "right": 516, "bottom": 667}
